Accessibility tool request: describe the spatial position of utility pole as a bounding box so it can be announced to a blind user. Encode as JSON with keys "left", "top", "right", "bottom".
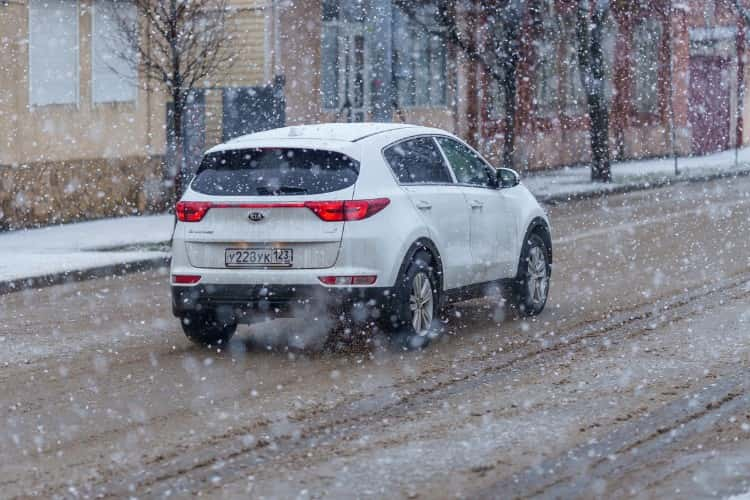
{"left": 737, "top": 9, "right": 746, "bottom": 167}
{"left": 667, "top": 0, "right": 679, "bottom": 176}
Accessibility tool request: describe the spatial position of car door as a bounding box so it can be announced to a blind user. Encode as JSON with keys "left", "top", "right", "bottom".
{"left": 435, "top": 137, "right": 518, "bottom": 281}
{"left": 383, "top": 136, "right": 474, "bottom": 289}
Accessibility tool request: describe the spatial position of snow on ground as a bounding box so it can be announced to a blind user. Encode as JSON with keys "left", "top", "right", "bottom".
{"left": 524, "top": 147, "right": 750, "bottom": 200}
{"left": 0, "top": 215, "right": 173, "bottom": 283}
{"left": 0, "top": 214, "right": 174, "bottom": 251}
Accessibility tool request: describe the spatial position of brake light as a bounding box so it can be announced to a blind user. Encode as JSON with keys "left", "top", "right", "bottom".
{"left": 174, "top": 198, "right": 390, "bottom": 223}
{"left": 304, "top": 201, "right": 345, "bottom": 221}
{"left": 304, "top": 198, "right": 390, "bottom": 222}
{"left": 175, "top": 201, "right": 211, "bottom": 222}
{"left": 172, "top": 274, "right": 202, "bottom": 284}
{"left": 319, "top": 275, "right": 377, "bottom": 285}
{"left": 344, "top": 198, "right": 390, "bottom": 220}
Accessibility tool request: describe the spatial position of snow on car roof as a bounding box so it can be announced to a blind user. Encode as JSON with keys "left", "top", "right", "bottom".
{"left": 227, "top": 123, "right": 418, "bottom": 144}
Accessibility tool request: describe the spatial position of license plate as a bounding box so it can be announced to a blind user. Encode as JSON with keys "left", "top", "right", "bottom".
{"left": 224, "top": 247, "right": 293, "bottom": 268}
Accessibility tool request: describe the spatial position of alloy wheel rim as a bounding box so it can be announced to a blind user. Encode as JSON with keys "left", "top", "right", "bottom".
{"left": 526, "top": 245, "right": 549, "bottom": 307}
{"left": 409, "top": 272, "right": 434, "bottom": 336}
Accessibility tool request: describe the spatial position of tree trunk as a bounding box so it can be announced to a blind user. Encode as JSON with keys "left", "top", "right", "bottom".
{"left": 170, "top": 90, "right": 185, "bottom": 203}
{"left": 465, "top": 2, "right": 480, "bottom": 149}
{"left": 587, "top": 92, "right": 611, "bottom": 182}
{"left": 577, "top": 0, "right": 612, "bottom": 182}
{"left": 501, "top": 74, "right": 517, "bottom": 169}
{"left": 500, "top": 9, "right": 521, "bottom": 170}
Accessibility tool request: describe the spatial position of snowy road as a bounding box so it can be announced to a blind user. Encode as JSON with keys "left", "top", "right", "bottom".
{"left": 1, "top": 176, "right": 750, "bottom": 498}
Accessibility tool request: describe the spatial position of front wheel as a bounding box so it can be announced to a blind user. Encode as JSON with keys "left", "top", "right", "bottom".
{"left": 180, "top": 312, "right": 237, "bottom": 347}
{"left": 511, "top": 233, "right": 551, "bottom": 317}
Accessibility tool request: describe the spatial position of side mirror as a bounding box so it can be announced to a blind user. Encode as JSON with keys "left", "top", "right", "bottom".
{"left": 497, "top": 168, "right": 520, "bottom": 189}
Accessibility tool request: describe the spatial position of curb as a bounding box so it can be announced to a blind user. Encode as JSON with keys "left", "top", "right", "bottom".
{"left": 0, "top": 256, "right": 171, "bottom": 296}
{"left": 534, "top": 167, "right": 750, "bottom": 204}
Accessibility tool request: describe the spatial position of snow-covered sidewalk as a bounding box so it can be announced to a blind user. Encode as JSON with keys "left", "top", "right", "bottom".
{"left": 0, "top": 215, "right": 173, "bottom": 288}
{"left": 524, "top": 147, "right": 750, "bottom": 201}
{"left": 2, "top": 147, "right": 749, "bottom": 292}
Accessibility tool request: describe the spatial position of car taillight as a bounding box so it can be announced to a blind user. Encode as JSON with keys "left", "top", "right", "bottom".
{"left": 319, "top": 275, "right": 377, "bottom": 285}
{"left": 344, "top": 198, "right": 390, "bottom": 220}
{"left": 304, "top": 201, "right": 345, "bottom": 221}
{"left": 175, "top": 201, "right": 211, "bottom": 222}
{"left": 304, "top": 198, "right": 390, "bottom": 222}
{"left": 174, "top": 198, "right": 390, "bottom": 222}
{"left": 172, "top": 274, "right": 202, "bottom": 284}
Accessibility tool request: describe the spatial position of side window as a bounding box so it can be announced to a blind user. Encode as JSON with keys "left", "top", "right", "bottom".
{"left": 383, "top": 137, "right": 453, "bottom": 184}
{"left": 436, "top": 137, "right": 495, "bottom": 188}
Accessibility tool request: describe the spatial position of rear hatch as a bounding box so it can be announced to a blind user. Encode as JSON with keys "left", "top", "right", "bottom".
{"left": 181, "top": 146, "right": 359, "bottom": 270}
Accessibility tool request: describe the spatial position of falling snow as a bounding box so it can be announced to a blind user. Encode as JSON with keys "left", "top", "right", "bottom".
{"left": 2, "top": 0, "right": 750, "bottom": 498}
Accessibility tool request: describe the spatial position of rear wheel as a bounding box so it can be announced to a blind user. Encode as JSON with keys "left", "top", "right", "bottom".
{"left": 180, "top": 312, "right": 237, "bottom": 347}
{"left": 511, "top": 232, "right": 551, "bottom": 317}
{"left": 385, "top": 251, "right": 441, "bottom": 349}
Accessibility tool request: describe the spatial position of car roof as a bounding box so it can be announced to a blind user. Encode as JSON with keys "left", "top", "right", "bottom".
{"left": 224, "top": 123, "right": 446, "bottom": 145}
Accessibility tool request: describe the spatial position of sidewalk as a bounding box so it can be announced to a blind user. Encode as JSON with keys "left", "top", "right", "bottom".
{"left": 2, "top": 148, "right": 749, "bottom": 293}
{"left": 524, "top": 147, "right": 750, "bottom": 201}
{"left": 0, "top": 215, "right": 173, "bottom": 293}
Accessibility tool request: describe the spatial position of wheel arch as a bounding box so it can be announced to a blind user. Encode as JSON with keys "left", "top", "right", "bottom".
{"left": 395, "top": 238, "right": 445, "bottom": 294}
{"left": 517, "top": 217, "right": 553, "bottom": 276}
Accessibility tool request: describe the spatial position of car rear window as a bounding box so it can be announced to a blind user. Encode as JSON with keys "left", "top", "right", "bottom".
{"left": 190, "top": 148, "right": 359, "bottom": 196}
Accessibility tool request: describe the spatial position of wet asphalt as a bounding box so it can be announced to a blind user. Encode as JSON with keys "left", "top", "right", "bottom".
{"left": 1, "top": 175, "right": 749, "bottom": 498}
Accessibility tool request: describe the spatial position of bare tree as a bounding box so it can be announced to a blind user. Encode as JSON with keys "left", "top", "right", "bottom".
{"left": 576, "top": 0, "right": 612, "bottom": 182}
{"left": 110, "top": 0, "right": 235, "bottom": 199}
{"left": 398, "top": 0, "right": 524, "bottom": 169}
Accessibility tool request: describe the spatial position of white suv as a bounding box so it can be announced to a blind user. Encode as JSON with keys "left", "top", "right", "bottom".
{"left": 171, "top": 123, "right": 551, "bottom": 348}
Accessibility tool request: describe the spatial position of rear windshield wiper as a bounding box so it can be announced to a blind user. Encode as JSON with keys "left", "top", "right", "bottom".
{"left": 256, "top": 186, "right": 308, "bottom": 195}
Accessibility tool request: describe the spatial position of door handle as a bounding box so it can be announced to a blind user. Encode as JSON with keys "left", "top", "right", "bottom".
{"left": 470, "top": 200, "right": 484, "bottom": 209}
{"left": 415, "top": 201, "right": 432, "bottom": 210}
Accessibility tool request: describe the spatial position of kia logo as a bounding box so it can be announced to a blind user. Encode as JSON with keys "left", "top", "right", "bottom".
{"left": 248, "top": 212, "right": 265, "bottom": 222}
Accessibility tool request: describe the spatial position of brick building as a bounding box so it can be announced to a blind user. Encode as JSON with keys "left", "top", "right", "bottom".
{"left": 476, "top": 0, "right": 750, "bottom": 169}
{"left": 275, "top": 0, "right": 750, "bottom": 169}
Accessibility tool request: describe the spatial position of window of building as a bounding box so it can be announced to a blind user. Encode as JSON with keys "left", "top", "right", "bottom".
{"left": 634, "top": 18, "right": 662, "bottom": 114}
{"left": 393, "top": 4, "right": 447, "bottom": 108}
{"left": 320, "top": 0, "right": 367, "bottom": 119}
{"left": 488, "top": 76, "right": 505, "bottom": 122}
{"left": 533, "top": 4, "right": 585, "bottom": 118}
{"left": 28, "top": 0, "right": 79, "bottom": 106}
{"left": 92, "top": 0, "right": 137, "bottom": 103}
{"left": 601, "top": 13, "right": 618, "bottom": 104}
{"left": 559, "top": 12, "right": 585, "bottom": 116}
{"left": 383, "top": 137, "right": 453, "bottom": 184}
{"left": 533, "top": 2, "right": 560, "bottom": 117}
{"left": 320, "top": 0, "right": 446, "bottom": 112}
{"left": 321, "top": 23, "right": 340, "bottom": 109}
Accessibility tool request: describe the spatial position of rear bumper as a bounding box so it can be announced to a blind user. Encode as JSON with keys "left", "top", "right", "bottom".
{"left": 172, "top": 283, "right": 394, "bottom": 322}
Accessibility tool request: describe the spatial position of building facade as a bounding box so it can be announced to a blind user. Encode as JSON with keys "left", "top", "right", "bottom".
{"left": 0, "top": 0, "right": 275, "bottom": 229}
{"left": 275, "top": 0, "right": 750, "bottom": 171}
{"left": 0, "top": 0, "right": 167, "bottom": 229}
{"left": 2, "top": 0, "right": 750, "bottom": 229}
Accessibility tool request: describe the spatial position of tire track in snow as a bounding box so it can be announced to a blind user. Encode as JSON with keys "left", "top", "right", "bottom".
{"left": 82, "top": 271, "right": 750, "bottom": 498}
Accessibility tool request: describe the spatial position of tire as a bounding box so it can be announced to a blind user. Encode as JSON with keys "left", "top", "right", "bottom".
{"left": 384, "top": 250, "right": 442, "bottom": 349}
{"left": 180, "top": 311, "right": 237, "bottom": 346}
{"left": 511, "top": 232, "right": 551, "bottom": 317}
